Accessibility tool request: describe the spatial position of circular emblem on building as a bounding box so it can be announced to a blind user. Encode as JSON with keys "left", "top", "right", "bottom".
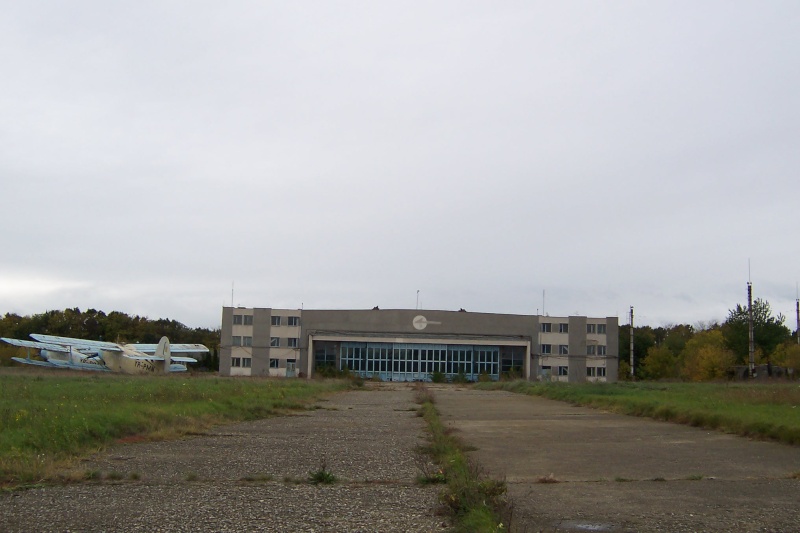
{"left": 413, "top": 315, "right": 428, "bottom": 330}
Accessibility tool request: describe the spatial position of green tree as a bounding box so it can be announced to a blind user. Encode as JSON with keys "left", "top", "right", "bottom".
{"left": 680, "top": 330, "right": 735, "bottom": 381}
{"left": 641, "top": 345, "right": 680, "bottom": 380}
{"left": 618, "top": 325, "right": 656, "bottom": 379}
{"left": 722, "top": 299, "right": 790, "bottom": 364}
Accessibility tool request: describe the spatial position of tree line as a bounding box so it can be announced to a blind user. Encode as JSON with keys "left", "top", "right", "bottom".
{"left": 0, "top": 308, "right": 220, "bottom": 370}
{"left": 619, "top": 299, "right": 800, "bottom": 380}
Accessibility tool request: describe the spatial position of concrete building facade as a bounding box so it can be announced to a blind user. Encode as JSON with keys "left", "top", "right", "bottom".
{"left": 220, "top": 307, "right": 618, "bottom": 383}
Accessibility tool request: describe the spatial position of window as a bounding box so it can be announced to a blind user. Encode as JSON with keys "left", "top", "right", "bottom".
{"left": 232, "top": 336, "right": 242, "bottom": 346}
{"left": 288, "top": 316, "right": 300, "bottom": 326}
{"left": 559, "top": 323, "right": 569, "bottom": 333}
{"left": 269, "top": 358, "right": 279, "bottom": 368}
{"left": 587, "top": 367, "right": 596, "bottom": 377}
{"left": 242, "top": 336, "right": 252, "bottom": 347}
{"left": 559, "top": 344, "right": 569, "bottom": 355}
{"left": 558, "top": 366, "right": 568, "bottom": 376}
{"left": 597, "top": 367, "right": 606, "bottom": 377}
{"left": 271, "top": 316, "right": 281, "bottom": 326}
{"left": 587, "top": 324, "right": 596, "bottom": 334}
{"left": 597, "top": 324, "right": 607, "bottom": 334}
{"left": 233, "top": 315, "right": 243, "bottom": 325}
{"left": 244, "top": 315, "right": 253, "bottom": 326}
{"left": 270, "top": 337, "right": 280, "bottom": 347}
{"left": 598, "top": 345, "right": 607, "bottom": 356}
{"left": 540, "top": 323, "right": 551, "bottom": 333}
{"left": 587, "top": 345, "right": 596, "bottom": 355}
{"left": 287, "top": 338, "right": 298, "bottom": 348}
{"left": 541, "top": 365, "right": 551, "bottom": 371}
{"left": 231, "top": 357, "right": 241, "bottom": 367}
{"left": 540, "top": 344, "right": 552, "bottom": 354}
{"left": 242, "top": 358, "right": 251, "bottom": 368}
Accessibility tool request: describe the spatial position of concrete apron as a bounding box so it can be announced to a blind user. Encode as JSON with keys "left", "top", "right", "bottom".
{"left": 433, "top": 386, "right": 800, "bottom": 533}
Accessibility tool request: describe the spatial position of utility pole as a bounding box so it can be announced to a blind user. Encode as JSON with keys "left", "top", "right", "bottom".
{"left": 796, "top": 284, "right": 799, "bottom": 345}
{"left": 747, "top": 282, "right": 755, "bottom": 378}
{"left": 630, "top": 306, "right": 635, "bottom": 380}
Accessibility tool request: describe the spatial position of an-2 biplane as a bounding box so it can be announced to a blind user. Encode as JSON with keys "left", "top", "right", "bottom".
{"left": 1, "top": 334, "right": 207, "bottom": 374}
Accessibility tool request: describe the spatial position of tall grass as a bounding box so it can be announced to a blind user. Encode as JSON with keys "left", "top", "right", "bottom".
{"left": 0, "top": 371, "right": 349, "bottom": 486}
{"left": 415, "top": 385, "right": 507, "bottom": 533}
{"left": 476, "top": 381, "right": 800, "bottom": 445}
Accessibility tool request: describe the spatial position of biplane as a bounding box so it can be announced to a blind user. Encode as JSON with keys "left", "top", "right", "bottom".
{"left": 1, "top": 334, "right": 207, "bottom": 374}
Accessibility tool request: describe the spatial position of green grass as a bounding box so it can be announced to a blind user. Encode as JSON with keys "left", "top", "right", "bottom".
{"left": 308, "top": 460, "right": 337, "bottom": 484}
{"left": 475, "top": 381, "right": 800, "bottom": 445}
{"left": 415, "top": 385, "right": 507, "bottom": 533}
{"left": 0, "top": 370, "right": 349, "bottom": 486}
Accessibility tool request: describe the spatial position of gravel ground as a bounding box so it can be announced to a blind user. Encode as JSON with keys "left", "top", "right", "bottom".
{"left": 1, "top": 383, "right": 447, "bottom": 533}
{"left": 433, "top": 386, "right": 800, "bottom": 533}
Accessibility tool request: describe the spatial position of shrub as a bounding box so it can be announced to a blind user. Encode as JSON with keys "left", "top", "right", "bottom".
{"left": 430, "top": 371, "right": 446, "bottom": 383}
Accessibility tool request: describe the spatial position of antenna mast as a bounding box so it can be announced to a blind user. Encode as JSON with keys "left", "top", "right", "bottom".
{"left": 629, "top": 306, "right": 635, "bottom": 379}
{"left": 747, "top": 281, "right": 755, "bottom": 378}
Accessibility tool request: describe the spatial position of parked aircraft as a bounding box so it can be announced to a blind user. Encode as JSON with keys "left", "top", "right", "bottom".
{"left": 1, "top": 334, "right": 207, "bottom": 374}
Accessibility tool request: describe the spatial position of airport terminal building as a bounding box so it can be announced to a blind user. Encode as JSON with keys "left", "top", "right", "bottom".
{"left": 220, "top": 307, "right": 619, "bottom": 383}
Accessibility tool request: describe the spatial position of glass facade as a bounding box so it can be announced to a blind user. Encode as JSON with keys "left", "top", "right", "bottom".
{"left": 336, "top": 342, "right": 501, "bottom": 382}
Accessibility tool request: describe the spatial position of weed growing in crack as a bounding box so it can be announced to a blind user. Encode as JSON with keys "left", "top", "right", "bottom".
{"left": 308, "top": 459, "right": 337, "bottom": 484}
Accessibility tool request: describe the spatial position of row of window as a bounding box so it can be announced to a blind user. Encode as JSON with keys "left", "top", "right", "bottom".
{"left": 337, "top": 344, "right": 501, "bottom": 376}
{"left": 270, "top": 358, "right": 296, "bottom": 368}
{"left": 586, "top": 324, "right": 607, "bottom": 334}
{"left": 540, "top": 344, "right": 607, "bottom": 355}
{"left": 231, "top": 337, "right": 300, "bottom": 347}
{"left": 540, "top": 323, "right": 607, "bottom": 334}
{"left": 231, "top": 357, "right": 298, "bottom": 369}
{"left": 271, "top": 316, "right": 300, "bottom": 327}
{"left": 232, "top": 336, "right": 252, "bottom": 347}
{"left": 271, "top": 337, "right": 298, "bottom": 348}
{"left": 541, "top": 365, "right": 607, "bottom": 377}
{"left": 233, "top": 315, "right": 301, "bottom": 326}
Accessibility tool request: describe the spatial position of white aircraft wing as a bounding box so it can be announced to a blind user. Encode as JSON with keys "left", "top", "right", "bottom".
{"left": 30, "top": 334, "right": 123, "bottom": 352}
{"left": 170, "top": 356, "right": 199, "bottom": 363}
{"left": 130, "top": 343, "right": 209, "bottom": 353}
{"left": 120, "top": 354, "right": 198, "bottom": 363}
{"left": 2, "top": 338, "right": 70, "bottom": 353}
{"left": 11, "top": 357, "right": 59, "bottom": 368}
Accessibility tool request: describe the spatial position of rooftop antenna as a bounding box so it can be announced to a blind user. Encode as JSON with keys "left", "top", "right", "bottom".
{"left": 231, "top": 281, "right": 235, "bottom": 308}
{"left": 796, "top": 283, "right": 799, "bottom": 345}
{"left": 542, "top": 289, "right": 546, "bottom": 316}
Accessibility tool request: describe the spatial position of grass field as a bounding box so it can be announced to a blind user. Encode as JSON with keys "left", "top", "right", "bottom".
{"left": 0, "top": 370, "right": 349, "bottom": 486}
{"left": 475, "top": 381, "right": 800, "bottom": 446}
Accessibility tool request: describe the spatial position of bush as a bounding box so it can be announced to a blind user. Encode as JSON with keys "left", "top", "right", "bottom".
{"left": 430, "top": 370, "right": 446, "bottom": 383}
{"left": 451, "top": 371, "right": 470, "bottom": 384}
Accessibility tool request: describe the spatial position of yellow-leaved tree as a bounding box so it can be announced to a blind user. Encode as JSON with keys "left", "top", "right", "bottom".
{"left": 772, "top": 342, "right": 800, "bottom": 379}
{"left": 680, "top": 330, "right": 735, "bottom": 381}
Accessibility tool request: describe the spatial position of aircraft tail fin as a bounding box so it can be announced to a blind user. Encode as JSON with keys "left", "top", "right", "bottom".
{"left": 156, "top": 336, "right": 171, "bottom": 373}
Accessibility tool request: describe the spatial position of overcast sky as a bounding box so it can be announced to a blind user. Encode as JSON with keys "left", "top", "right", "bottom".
{"left": 1, "top": 1, "right": 798, "bottom": 331}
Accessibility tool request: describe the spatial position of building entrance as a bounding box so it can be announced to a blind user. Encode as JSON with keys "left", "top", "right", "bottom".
{"left": 339, "top": 342, "right": 500, "bottom": 382}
